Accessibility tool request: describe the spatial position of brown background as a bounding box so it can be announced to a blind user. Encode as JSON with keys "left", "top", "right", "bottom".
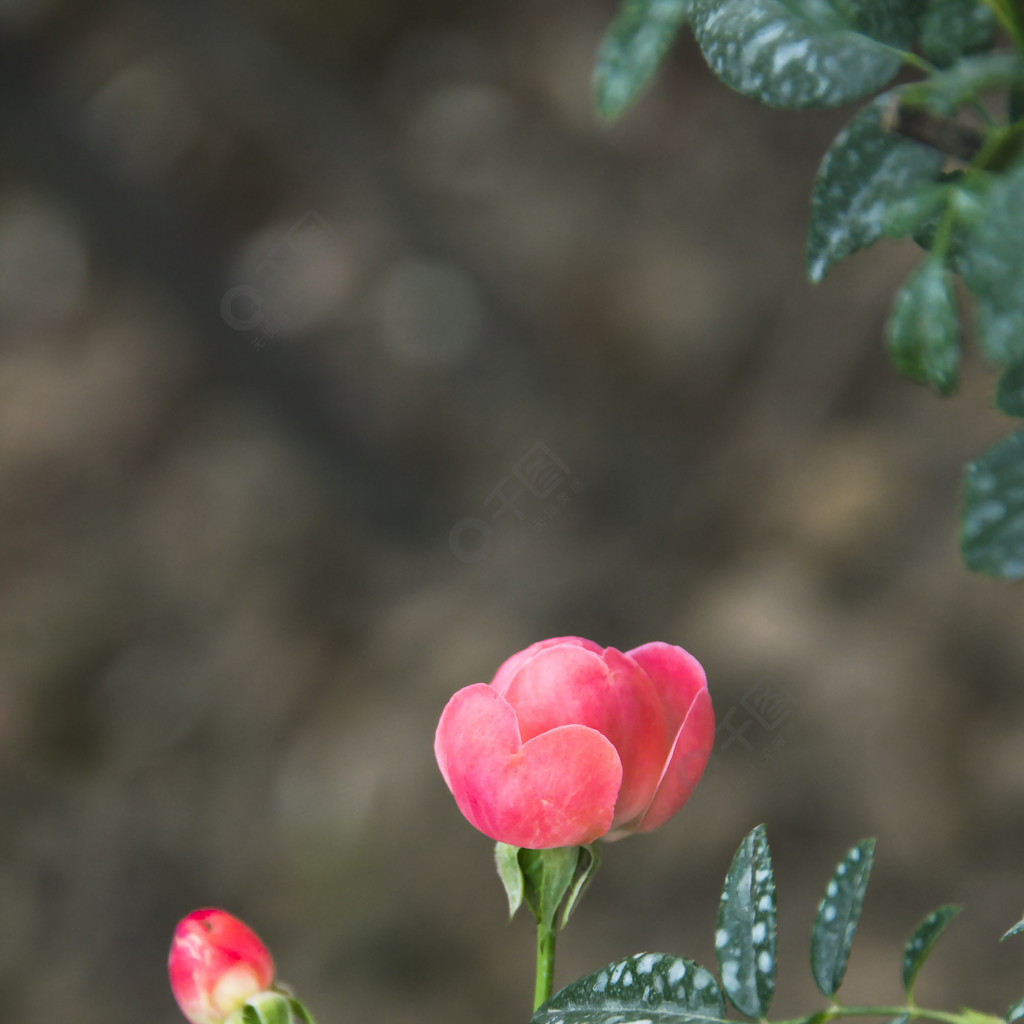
{"left": 1, "top": 1, "right": 1023, "bottom": 1022}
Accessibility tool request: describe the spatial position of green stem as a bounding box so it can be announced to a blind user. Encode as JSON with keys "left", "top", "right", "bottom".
{"left": 978, "top": 0, "right": 1024, "bottom": 52}
{"left": 534, "top": 922, "right": 557, "bottom": 1012}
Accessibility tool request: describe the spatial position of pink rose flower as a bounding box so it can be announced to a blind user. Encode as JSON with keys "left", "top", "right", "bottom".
{"left": 434, "top": 637, "right": 714, "bottom": 849}
{"left": 169, "top": 909, "right": 275, "bottom": 1024}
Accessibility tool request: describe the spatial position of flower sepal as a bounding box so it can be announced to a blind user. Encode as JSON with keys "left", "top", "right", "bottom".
{"left": 228, "top": 991, "right": 317, "bottom": 1024}
{"left": 495, "top": 842, "right": 602, "bottom": 931}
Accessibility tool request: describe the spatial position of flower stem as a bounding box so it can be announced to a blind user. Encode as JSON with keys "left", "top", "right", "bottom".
{"left": 533, "top": 922, "right": 557, "bottom": 1011}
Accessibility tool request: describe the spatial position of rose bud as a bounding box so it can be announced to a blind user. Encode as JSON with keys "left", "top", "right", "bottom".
{"left": 435, "top": 636, "right": 714, "bottom": 849}
{"left": 169, "top": 908, "right": 275, "bottom": 1024}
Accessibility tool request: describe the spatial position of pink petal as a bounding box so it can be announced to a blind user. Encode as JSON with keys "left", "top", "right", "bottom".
{"left": 626, "top": 642, "right": 708, "bottom": 735}
{"left": 490, "top": 636, "right": 604, "bottom": 695}
{"left": 636, "top": 686, "right": 714, "bottom": 834}
{"left": 434, "top": 683, "right": 622, "bottom": 848}
{"left": 501, "top": 644, "right": 668, "bottom": 826}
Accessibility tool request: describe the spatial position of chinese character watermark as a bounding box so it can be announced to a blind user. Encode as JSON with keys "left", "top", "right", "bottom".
{"left": 703, "top": 678, "right": 805, "bottom": 780}
{"left": 449, "top": 443, "right": 582, "bottom": 563}
{"left": 220, "top": 210, "right": 342, "bottom": 350}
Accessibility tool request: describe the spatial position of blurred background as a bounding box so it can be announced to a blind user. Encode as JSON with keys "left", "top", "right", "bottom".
{"left": 1, "top": 0, "right": 1023, "bottom": 1021}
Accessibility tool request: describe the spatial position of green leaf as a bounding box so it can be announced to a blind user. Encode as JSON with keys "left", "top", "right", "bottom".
{"left": 495, "top": 842, "right": 525, "bottom": 919}
{"left": 996, "top": 363, "right": 1024, "bottom": 417}
{"left": 1002, "top": 915, "right": 1024, "bottom": 940}
{"left": 532, "top": 953, "right": 727, "bottom": 1024}
{"left": 810, "top": 839, "right": 876, "bottom": 998}
{"left": 901, "top": 53, "right": 1024, "bottom": 115}
{"left": 594, "top": 0, "right": 691, "bottom": 119}
{"left": 960, "top": 161, "right": 1024, "bottom": 367}
{"left": 901, "top": 905, "right": 961, "bottom": 998}
{"left": 1009, "top": 998, "right": 1024, "bottom": 1023}
{"left": 917, "top": 0, "right": 996, "bottom": 68}
{"left": 715, "top": 824, "right": 777, "bottom": 1018}
{"left": 961, "top": 429, "right": 1024, "bottom": 579}
{"left": 690, "top": 0, "right": 918, "bottom": 110}
{"left": 807, "top": 92, "right": 945, "bottom": 282}
{"left": 886, "top": 257, "right": 960, "bottom": 394}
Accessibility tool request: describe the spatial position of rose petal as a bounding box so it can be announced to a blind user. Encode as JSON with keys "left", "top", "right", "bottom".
{"left": 636, "top": 686, "right": 714, "bottom": 834}
{"left": 501, "top": 644, "right": 668, "bottom": 825}
{"left": 434, "top": 682, "right": 622, "bottom": 848}
{"left": 490, "top": 636, "right": 604, "bottom": 695}
{"left": 626, "top": 642, "right": 708, "bottom": 734}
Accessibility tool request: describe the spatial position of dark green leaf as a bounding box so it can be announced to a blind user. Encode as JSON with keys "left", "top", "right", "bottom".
{"left": 690, "top": 0, "right": 918, "bottom": 109}
{"left": 959, "top": 161, "right": 1024, "bottom": 367}
{"left": 887, "top": 257, "right": 960, "bottom": 394}
{"left": 918, "top": 0, "right": 996, "bottom": 68}
{"left": 807, "top": 92, "right": 945, "bottom": 282}
{"left": 810, "top": 839, "right": 876, "bottom": 998}
{"left": 1009, "top": 998, "right": 1024, "bottom": 1023}
{"left": 1002, "top": 916, "right": 1024, "bottom": 940}
{"left": 533, "top": 953, "right": 726, "bottom": 1024}
{"left": 901, "top": 905, "right": 961, "bottom": 998}
{"left": 961, "top": 429, "right": 1024, "bottom": 579}
{"left": 715, "top": 824, "right": 777, "bottom": 1018}
{"left": 594, "top": 0, "right": 691, "bottom": 119}
{"left": 495, "top": 842, "right": 525, "bottom": 919}
{"left": 996, "top": 363, "right": 1024, "bottom": 417}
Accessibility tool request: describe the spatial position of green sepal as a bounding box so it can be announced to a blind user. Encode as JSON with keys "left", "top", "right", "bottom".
{"left": 810, "top": 838, "right": 876, "bottom": 998}
{"left": 594, "top": 0, "right": 691, "bottom": 119}
{"left": 521, "top": 847, "right": 586, "bottom": 933}
{"left": 240, "top": 992, "right": 294, "bottom": 1024}
{"left": 496, "top": 841, "right": 526, "bottom": 920}
{"left": 715, "top": 824, "right": 777, "bottom": 1018}
{"left": 531, "top": 953, "right": 726, "bottom": 1024}
{"left": 886, "top": 257, "right": 961, "bottom": 395}
{"left": 560, "top": 842, "right": 602, "bottom": 929}
{"left": 500, "top": 845, "right": 602, "bottom": 930}
{"left": 1001, "top": 914, "right": 1024, "bottom": 941}
{"left": 287, "top": 997, "right": 317, "bottom": 1024}
{"left": 901, "top": 904, "right": 961, "bottom": 999}
{"left": 961, "top": 429, "right": 1024, "bottom": 579}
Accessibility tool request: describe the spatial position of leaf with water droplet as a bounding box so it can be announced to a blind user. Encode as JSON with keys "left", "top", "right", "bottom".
{"left": 810, "top": 839, "right": 875, "bottom": 998}
{"left": 532, "top": 953, "right": 726, "bottom": 1024}
{"left": 715, "top": 824, "right": 776, "bottom": 1018}
{"left": 961, "top": 430, "right": 1024, "bottom": 580}
{"left": 901, "top": 905, "right": 960, "bottom": 998}
{"left": 594, "top": 0, "right": 691, "bottom": 119}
